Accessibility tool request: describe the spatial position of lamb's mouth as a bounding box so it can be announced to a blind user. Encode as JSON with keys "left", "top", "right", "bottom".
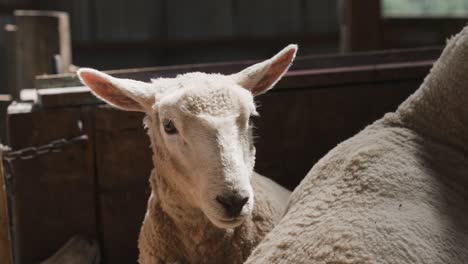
{"left": 219, "top": 217, "right": 243, "bottom": 223}
{"left": 215, "top": 216, "right": 246, "bottom": 228}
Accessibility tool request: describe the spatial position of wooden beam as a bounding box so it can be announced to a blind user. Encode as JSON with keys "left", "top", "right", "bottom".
{"left": 34, "top": 60, "right": 435, "bottom": 93}
{"left": 13, "top": 10, "right": 72, "bottom": 91}
{"left": 6, "top": 104, "right": 98, "bottom": 263}
{"left": 339, "top": 0, "right": 382, "bottom": 52}
{"left": 0, "top": 149, "right": 13, "bottom": 264}
{"left": 72, "top": 33, "right": 338, "bottom": 51}
{"left": 36, "top": 47, "right": 441, "bottom": 89}
{"left": 30, "top": 60, "right": 435, "bottom": 111}
{"left": 4, "top": 24, "right": 18, "bottom": 99}
{"left": 93, "top": 107, "right": 151, "bottom": 263}
{"left": 36, "top": 87, "right": 99, "bottom": 108}
{"left": 0, "top": 95, "right": 12, "bottom": 143}
{"left": 0, "top": 3, "right": 37, "bottom": 15}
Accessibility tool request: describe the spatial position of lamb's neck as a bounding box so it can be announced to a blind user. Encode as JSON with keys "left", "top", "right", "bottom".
{"left": 149, "top": 166, "right": 219, "bottom": 245}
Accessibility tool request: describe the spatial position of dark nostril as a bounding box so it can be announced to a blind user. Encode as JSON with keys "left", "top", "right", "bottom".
{"left": 216, "top": 195, "right": 249, "bottom": 216}
{"left": 239, "top": 197, "right": 249, "bottom": 208}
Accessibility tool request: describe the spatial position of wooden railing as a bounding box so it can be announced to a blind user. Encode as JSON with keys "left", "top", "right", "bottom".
{"left": 4, "top": 47, "right": 441, "bottom": 263}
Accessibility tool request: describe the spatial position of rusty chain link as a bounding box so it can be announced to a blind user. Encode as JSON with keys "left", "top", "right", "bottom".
{"left": 2, "top": 134, "right": 88, "bottom": 162}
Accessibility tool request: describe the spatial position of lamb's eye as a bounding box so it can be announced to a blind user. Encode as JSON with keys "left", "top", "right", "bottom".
{"left": 163, "top": 119, "right": 178, "bottom": 135}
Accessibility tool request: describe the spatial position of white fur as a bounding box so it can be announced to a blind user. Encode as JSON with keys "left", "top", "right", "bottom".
{"left": 244, "top": 27, "right": 468, "bottom": 264}
{"left": 78, "top": 45, "right": 297, "bottom": 263}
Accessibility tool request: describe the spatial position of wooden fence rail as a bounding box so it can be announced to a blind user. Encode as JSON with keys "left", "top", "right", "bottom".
{"left": 4, "top": 47, "right": 441, "bottom": 263}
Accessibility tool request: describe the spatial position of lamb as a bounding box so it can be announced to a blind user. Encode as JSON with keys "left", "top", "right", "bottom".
{"left": 77, "top": 45, "right": 297, "bottom": 263}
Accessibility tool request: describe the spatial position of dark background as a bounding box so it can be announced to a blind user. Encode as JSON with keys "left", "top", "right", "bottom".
{"left": 1, "top": 0, "right": 468, "bottom": 94}
{"left": 0, "top": 0, "right": 340, "bottom": 93}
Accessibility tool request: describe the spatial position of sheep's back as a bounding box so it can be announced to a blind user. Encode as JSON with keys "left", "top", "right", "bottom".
{"left": 245, "top": 121, "right": 468, "bottom": 264}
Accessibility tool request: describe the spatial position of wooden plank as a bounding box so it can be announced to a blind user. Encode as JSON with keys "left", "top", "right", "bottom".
{"left": 14, "top": 10, "right": 72, "bottom": 90}
{"left": 19, "top": 89, "right": 36, "bottom": 102}
{"left": 235, "top": 0, "right": 302, "bottom": 36}
{"left": 6, "top": 104, "right": 97, "bottom": 263}
{"left": 304, "top": 0, "right": 339, "bottom": 34}
{"left": 280, "top": 60, "right": 433, "bottom": 89}
{"left": 69, "top": 44, "right": 441, "bottom": 70}
{"left": 4, "top": 23, "right": 17, "bottom": 99}
{"left": 167, "top": 0, "right": 233, "bottom": 40}
{"left": 93, "top": 106, "right": 152, "bottom": 263}
{"left": 30, "top": 60, "right": 432, "bottom": 108}
{"left": 38, "top": 0, "right": 92, "bottom": 42}
{"left": 0, "top": 16, "right": 13, "bottom": 95}
{"left": 36, "top": 47, "right": 441, "bottom": 89}
{"left": 34, "top": 59, "right": 434, "bottom": 97}
{"left": 95, "top": 0, "right": 164, "bottom": 41}
{"left": 72, "top": 33, "right": 338, "bottom": 51}
{"left": 340, "top": 0, "right": 382, "bottom": 52}
{"left": 70, "top": 32, "right": 339, "bottom": 70}
{"left": 0, "top": 1, "right": 37, "bottom": 14}
{"left": 0, "top": 149, "right": 12, "bottom": 264}
{"left": 36, "top": 87, "right": 100, "bottom": 108}
{"left": 123, "top": 0, "right": 164, "bottom": 40}
{"left": 0, "top": 94, "right": 12, "bottom": 142}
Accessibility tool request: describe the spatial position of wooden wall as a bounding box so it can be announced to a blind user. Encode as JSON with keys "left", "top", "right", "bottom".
{"left": 0, "top": 0, "right": 339, "bottom": 93}
{"left": 27, "top": 0, "right": 339, "bottom": 43}
{"left": 5, "top": 47, "right": 440, "bottom": 263}
{"left": 0, "top": 15, "right": 13, "bottom": 94}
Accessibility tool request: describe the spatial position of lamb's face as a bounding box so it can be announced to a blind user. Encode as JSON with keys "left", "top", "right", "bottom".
{"left": 77, "top": 44, "right": 297, "bottom": 229}
{"left": 153, "top": 74, "right": 258, "bottom": 228}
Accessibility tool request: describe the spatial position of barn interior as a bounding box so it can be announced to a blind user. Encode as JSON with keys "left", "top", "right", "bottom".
{"left": 0, "top": 0, "right": 467, "bottom": 263}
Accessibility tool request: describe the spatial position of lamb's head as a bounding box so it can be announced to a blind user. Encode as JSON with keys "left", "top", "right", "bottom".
{"left": 78, "top": 44, "right": 297, "bottom": 229}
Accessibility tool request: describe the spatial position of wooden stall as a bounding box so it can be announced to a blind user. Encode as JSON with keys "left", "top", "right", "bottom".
{"left": 3, "top": 47, "right": 441, "bottom": 263}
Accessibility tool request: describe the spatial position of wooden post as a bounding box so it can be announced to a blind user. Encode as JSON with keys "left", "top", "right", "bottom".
{"left": 0, "top": 95, "right": 12, "bottom": 143}
{"left": 0, "top": 150, "right": 13, "bottom": 264}
{"left": 339, "top": 0, "right": 382, "bottom": 52}
{"left": 7, "top": 103, "right": 98, "bottom": 263}
{"left": 13, "top": 10, "right": 72, "bottom": 91}
{"left": 4, "top": 24, "right": 18, "bottom": 99}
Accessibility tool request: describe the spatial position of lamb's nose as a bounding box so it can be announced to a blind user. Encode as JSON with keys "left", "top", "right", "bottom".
{"left": 216, "top": 194, "right": 249, "bottom": 217}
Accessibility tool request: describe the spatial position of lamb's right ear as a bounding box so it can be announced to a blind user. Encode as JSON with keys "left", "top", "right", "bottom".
{"left": 232, "top": 44, "right": 298, "bottom": 96}
{"left": 78, "top": 68, "right": 155, "bottom": 112}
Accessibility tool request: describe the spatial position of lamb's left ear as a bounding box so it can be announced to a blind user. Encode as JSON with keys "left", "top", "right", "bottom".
{"left": 232, "top": 44, "right": 298, "bottom": 96}
{"left": 78, "top": 68, "right": 155, "bottom": 112}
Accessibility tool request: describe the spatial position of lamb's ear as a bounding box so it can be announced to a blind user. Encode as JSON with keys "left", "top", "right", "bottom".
{"left": 232, "top": 44, "right": 298, "bottom": 96}
{"left": 78, "top": 68, "right": 155, "bottom": 112}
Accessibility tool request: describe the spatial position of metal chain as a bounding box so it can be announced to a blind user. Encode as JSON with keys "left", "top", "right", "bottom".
{"left": 2, "top": 134, "right": 88, "bottom": 162}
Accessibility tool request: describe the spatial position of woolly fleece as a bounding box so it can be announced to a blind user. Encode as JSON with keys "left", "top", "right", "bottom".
{"left": 245, "top": 26, "right": 468, "bottom": 263}
{"left": 138, "top": 172, "right": 289, "bottom": 263}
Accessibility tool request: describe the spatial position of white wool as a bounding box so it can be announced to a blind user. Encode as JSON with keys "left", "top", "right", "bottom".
{"left": 244, "top": 26, "right": 468, "bottom": 264}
